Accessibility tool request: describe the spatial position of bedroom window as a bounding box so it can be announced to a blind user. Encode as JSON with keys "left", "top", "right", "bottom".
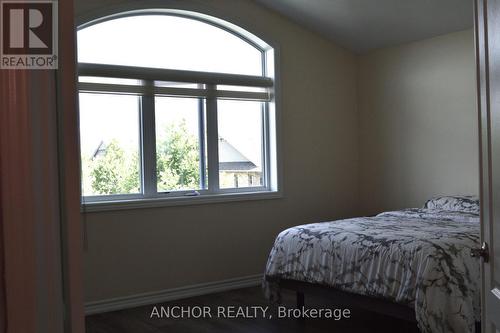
{"left": 77, "top": 11, "right": 279, "bottom": 210}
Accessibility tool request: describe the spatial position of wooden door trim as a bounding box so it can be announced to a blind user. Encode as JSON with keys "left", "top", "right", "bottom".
{"left": 475, "top": 0, "right": 499, "bottom": 331}
{"left": 57, "top": 0, "right": 85, "bottom": 332}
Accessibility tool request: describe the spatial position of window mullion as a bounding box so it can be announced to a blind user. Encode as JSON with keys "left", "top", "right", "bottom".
{"left": 206, "top": 85, "right": 220, "bottom": 193}
{"left": 140, "top": 80, "right": 157, "bottom": 197}
{"left": 198, "top": 96, "right": 207, "bottom": 189}
{"left": 261, "top": 103, "right": 269, "bottom": 188}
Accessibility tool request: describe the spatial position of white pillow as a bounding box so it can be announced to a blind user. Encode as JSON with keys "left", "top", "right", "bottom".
{"left": 423, "top": 195, "right": 479, "bottom": 214}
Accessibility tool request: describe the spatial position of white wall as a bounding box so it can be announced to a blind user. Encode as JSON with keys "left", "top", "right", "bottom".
{"left": 357, "top": 30, "right": 478, "bottom": 215}
{"left": 76, "top": 0, "right": 359, "bottom": 302}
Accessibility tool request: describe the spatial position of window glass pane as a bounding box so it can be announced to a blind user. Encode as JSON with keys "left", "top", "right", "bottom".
{"left": 79, "top": 93, "right": 141, "bottom": 196}
{"left": 218, "top": 100, "right": 263, "bottom": 189}
{"left": 79, "top": 76, "right": 141, "bottom": 85}
{"left": 155, "top": 97, "right": 205, "bottom": 192}
{"left": 217, "top": 85, "right": 267, "bottom": 93}
{"left": 78, "top": 15, "right": 263, "bottom": 76}
{"left": 155, "top": 81, "right": 203, "bottom": 89}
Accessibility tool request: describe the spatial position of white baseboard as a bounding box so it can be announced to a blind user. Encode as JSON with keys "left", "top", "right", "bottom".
{"left": 85, "top": 274, "right": 263, "bottom": 315}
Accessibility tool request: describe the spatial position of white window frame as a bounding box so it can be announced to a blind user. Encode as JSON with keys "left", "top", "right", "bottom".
{"left": 78, "top": 10, "right": 281, "bottom": 212}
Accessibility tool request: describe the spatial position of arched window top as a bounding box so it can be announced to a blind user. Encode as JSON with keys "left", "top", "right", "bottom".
{"left": 77, "top": 12, "right": 267, "bottom": 76}
{"left": 76, "top": 9, "right": 279, "bottom": 207}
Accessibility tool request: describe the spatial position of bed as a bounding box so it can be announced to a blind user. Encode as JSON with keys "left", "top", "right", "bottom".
{"left": 263, "top": 196, "right": 481, "bottom": 333}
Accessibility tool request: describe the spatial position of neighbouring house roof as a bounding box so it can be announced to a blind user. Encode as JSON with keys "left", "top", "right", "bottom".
{"left": 92, "top": 140, "right": 107, "bottom": 159}
{"left": 218, "top": 137, "right": 257, "bottom": 172}
{"left": 219, "top": 161, "right": 258, "bottom": 171}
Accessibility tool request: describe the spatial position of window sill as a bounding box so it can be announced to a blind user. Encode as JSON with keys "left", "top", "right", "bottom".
{"left": 81, "top": 190, "right": 282, "bottom": 213}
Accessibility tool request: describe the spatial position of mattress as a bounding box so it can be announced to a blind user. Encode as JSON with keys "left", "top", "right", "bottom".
{"left": 263, "top": 207, "right": 480, "bottom": 333}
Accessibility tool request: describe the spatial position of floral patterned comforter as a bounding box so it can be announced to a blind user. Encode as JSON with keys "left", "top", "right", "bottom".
{"left": 264, "top": 208, "right": 480, "bottom": 333}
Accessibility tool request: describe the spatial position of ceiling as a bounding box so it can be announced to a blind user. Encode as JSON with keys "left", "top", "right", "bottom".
{"left": 253, "top": 0, "right": 474, "bottom": 53}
